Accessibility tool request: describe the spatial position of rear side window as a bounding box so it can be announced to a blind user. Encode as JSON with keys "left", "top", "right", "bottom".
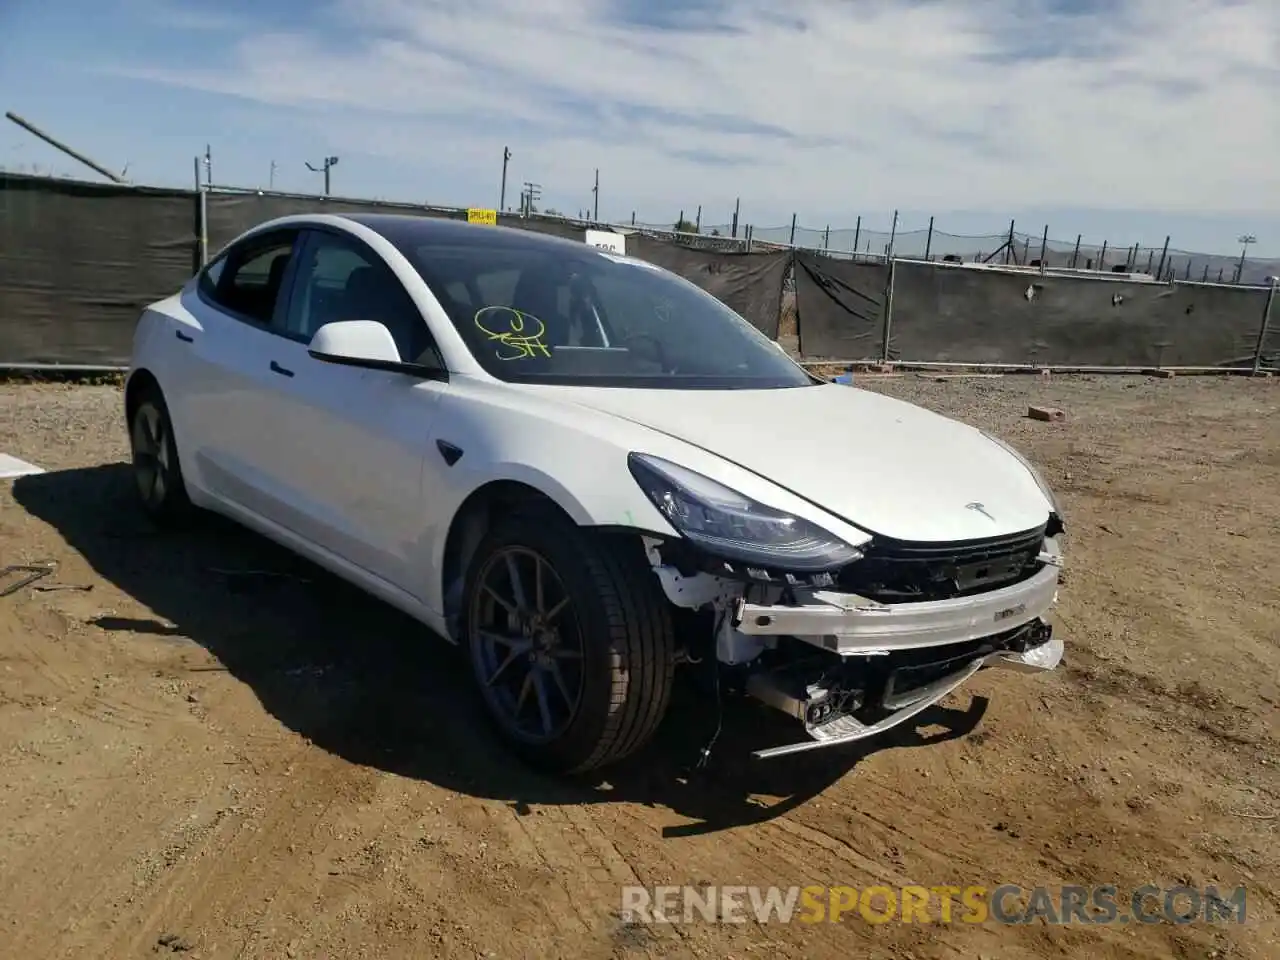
{"left": 199, "top": 232, "right": 298, "bottom": 326}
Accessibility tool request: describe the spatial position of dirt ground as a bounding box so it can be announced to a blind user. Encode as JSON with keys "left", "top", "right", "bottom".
{"left": 1, "top": 373, "right": 1278, "bottom": 960}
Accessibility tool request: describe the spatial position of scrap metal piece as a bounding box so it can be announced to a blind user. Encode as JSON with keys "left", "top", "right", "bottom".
{"left": 0, "top": 564, "right": 55, "bottom": 598}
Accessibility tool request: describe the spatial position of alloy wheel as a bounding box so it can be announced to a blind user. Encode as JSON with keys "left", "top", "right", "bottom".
{"left": 469, "top": 546, "right": 586, "bottom": 743}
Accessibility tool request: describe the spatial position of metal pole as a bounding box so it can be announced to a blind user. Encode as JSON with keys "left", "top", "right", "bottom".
{"left": 1071, "top": 234, "right": 1081, "bottom": 268}
{"left": 193, "top": 157, "right": 207, "bottom": 268}
{"left": 592, "top": 168, "right": 599, "bottom": 222}
{"left": 731, "top": 198, "right": 740, "bottom": 238}
{"left": 4, "top": 111, "right": 127, "bottom": 183}
{"left": 852, "top": 216, "right": 861, "bottom": 260}
{"left": 1202, "top": 263, "right": 1210, "bottom": 282}
{"left": 887, "top": 210, "right": 899, "bottom": 263}
{"left": 500, "top": 146, "right": 510, "bottom": 211}
{"left": 204, "top": 144, "right": 212, "bottom": 187}
{"left": 1005, "top": 219, "right": 1015, "bottom": 265}
{"left": 1252, "top": 282, "right": 1276, "bottom": 374}
{"left": 695, "top": 205, "right": 701, "bottom": 232}
{"left": 924, "top": 216, "right": 934, "bottom": 261}
{"left": 789, "top": 212, "right": 797, "bottom": 247}
{"left": 1155, "top": 235, "right": 1170, "bottom": 281}
{"left": 1038, "top": 224, "right": 1048, "bottom": 270}
{"left": 1099, "top": 240, "right": 1108, "bottom": 270}
{"left": 823, "top": 225, "right": 829, "bottom": 251}
{"left": 882, "top": 258, "right": 897, "bottom": 363}
{"left": 1145, "top": 250, "right": 1154, "bottom": 273}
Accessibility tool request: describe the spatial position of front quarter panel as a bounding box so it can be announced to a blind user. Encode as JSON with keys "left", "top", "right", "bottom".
{"left": 419, "top": 379, "right": 875, "bottom": 613}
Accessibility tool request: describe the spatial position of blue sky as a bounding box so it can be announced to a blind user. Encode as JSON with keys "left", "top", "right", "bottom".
{"left": 1, "top": 0, "right": 1278, "bottom": 255}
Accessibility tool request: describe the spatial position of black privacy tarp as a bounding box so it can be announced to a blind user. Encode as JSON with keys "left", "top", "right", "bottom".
{"left": 0, "top": 174, "right": 197, "bottom": 366}
{"left": 626, "top": 235, "right": 789, "bottom": 338}
{"left": 204, "top": 193, "right": 464, "bottom": 253}
{"left": 792, "top": 253, "right": 890, "bottom": 359}
{"left": 888, "top": 261, "right": 1270, "bottom": 366}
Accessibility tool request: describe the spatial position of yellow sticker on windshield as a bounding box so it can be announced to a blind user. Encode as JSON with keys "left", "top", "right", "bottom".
{"left": 474, "top": 306, "right": 552, "bottom": 360}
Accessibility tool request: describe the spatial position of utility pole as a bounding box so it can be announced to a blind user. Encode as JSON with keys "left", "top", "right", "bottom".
{"left": 269, "top": 160, "right": 276, "bottom": 190}
{"left": 305, "top": 155, "right": 339, "bottom": 195}
{"left": 521, "top": 181, "right": 541, "bottom": 216}
{"left": 500, "top": 146, "right": 511, "bottom": 211}
{"left": 1235, "top": 234, "right": 1257, "bottom": 283}
{"left": 592, "top": 168, "right": 599, "bottom": 222}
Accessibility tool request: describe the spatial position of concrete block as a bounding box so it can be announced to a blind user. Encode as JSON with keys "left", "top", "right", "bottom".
{"left": 1027, "top": 405, "right": 1066, "bottom": 422}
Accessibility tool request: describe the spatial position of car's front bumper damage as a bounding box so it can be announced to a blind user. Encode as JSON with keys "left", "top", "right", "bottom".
{"left": 649, "top": 532, "right": 1065, "bottom": 760}
{"left": 744, "top": 622, "right": 1061, "bottom": 758}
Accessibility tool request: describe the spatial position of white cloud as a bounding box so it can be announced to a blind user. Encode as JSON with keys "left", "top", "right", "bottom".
{"left": 108, "top": 0, "right": 1280, "bottom": 220}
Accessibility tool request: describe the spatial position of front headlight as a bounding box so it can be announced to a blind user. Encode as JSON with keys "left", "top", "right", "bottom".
{"left": 981, "top": 431, "right": 1060, "bottom": 514}
{"left": 627, "top": 453, "right": 865, "bottom": 572}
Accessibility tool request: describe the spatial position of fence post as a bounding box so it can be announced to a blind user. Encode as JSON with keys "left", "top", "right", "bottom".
{"left": 1183, "top": 260, "right": 1191, "bottom": 280}
{"left": 924, "top": 216, "right": 934, "bottom": 261}
{"left": 193, "top": 156, "right": 208, "bottom": 268}
{"left": 789, "top": 212, "right": 797, "bottom": 246}
{"left": 880, "top": 210, "right": 900, "bottom": 363}
{"left": 1145, "top": 249, "right": 1154, "bottom": 273}
{"left": 1005, "top": 219, "right": 1015, "bottom": 264}
{"left": 852, "top": 215, "right": 861, "bottom": 260}
{"left": 1155, "top": 235, "right": 1170, "bottom": 280}
{"left": 1252, "top": 282, "right": 1275, "bottom": 374}
{"left": 882, "top": 257, "right": 897, "bottom": 364}
{"left": 1038, "top": 224, "right": 1048, "bottom": 271}
{"left": 1070, "top": 234, "right": 1081, "bottom": 268}
{"left": 731, "top": 197, "right": 740, "bottom": 238}
{"left": 631, "top": 211, "right": 635, "bottom": 225}
{"left": 823, "top": 225, "right": 829, "bottom": 251}
{"left": 695, "top": 205, "right": 702, "bottom": 232}
{"left": 1099, "top": 240, "right": 1108, "bottom": 270}
{"left": 1202, "top": 263, "right": 1209, "bottom": 282}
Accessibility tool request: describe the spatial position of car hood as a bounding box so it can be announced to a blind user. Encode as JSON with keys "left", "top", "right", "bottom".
{"left": 532, "top": 382, "right": 1053, "bottom": 542}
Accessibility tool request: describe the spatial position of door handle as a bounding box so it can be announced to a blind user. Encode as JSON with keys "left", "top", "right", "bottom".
{"left": 175, "top": 330, "right": 193, "bottom": 343}
{"left": 269, "top": 360, "right": 294, "bottom": 378}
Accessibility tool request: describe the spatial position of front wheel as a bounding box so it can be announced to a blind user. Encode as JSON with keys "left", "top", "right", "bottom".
{"left": 462, "top": 512, "right": 676, "bottom": 773}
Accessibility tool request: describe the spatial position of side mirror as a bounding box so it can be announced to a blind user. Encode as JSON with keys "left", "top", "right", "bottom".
{"left": 308, "top": 320, "right": 402, "bottom": 365}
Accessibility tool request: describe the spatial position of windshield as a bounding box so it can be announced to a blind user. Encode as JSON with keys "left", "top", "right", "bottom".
{"left": 393, "top": 239, "right": 812, "bottom": 389}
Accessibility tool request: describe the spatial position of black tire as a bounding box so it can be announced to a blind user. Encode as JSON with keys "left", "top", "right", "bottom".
{"left": 128, "top": 384, "right": 193, "bottom": 526}
{"left": 461, "top": 510, "right": 676, "bottom": 774}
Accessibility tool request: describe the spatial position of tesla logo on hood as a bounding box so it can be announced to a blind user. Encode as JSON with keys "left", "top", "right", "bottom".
{"left": 965, "top": 501, "right": 996, "bottom": 521}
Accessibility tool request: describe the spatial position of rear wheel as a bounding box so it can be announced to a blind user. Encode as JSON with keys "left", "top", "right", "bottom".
{"left": 128, "top": 385, "right": 193, "bottom": 526}
{"left": 462, "top": 512, "right": 676, "bottom": 773}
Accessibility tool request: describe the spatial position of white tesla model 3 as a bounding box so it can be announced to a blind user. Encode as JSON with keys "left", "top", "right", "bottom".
{"left": 125, "top": 213, "right": 1065, "bottom": 772}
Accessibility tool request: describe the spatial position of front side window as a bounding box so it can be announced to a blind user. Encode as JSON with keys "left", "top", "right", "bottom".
{"left": 284, "top": 231, "right": 439, "bottom": 363}
{"left": 385, "top": 238, "right": 810, "bottom": 389}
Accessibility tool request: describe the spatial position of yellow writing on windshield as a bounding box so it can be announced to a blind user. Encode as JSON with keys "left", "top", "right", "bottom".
{"left": 474, "top": 306, "right": 552, "bottom": 360}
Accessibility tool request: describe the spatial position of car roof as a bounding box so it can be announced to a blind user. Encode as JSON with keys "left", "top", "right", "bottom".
{"left": 341, "top": 212, "right": 601, "bottom": 256}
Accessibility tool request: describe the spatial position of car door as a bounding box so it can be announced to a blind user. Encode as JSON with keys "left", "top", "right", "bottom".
{"left": 177, "top": 227, "right": 306, "bottom": 518}
{"left": 248, "top": 226, "right": 449, "bottom": 596}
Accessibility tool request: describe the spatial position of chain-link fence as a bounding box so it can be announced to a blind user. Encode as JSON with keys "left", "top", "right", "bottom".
{"left": 625, "top": 215, "right": 1276, "bottom": 286}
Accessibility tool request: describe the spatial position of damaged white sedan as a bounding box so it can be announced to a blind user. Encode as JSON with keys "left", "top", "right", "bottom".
{"left": 125, "top": 212, "right": 1064, "bottom": 772}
